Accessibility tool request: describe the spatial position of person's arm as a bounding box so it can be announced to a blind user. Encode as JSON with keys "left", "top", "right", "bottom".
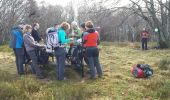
{"left": 24, "top": 35, "right": 42, "bottom": 48}
{"left": 83, "top": 34, "right": 88, "bottom": 44}
{"left": 77, "top": 29, "right": 81, "bottom": 38}
{"left": 14, "top": 31, "right": 23, "bottom": 45}
{"left": 59, "top": 30, "right": 70, "bottom": 44}
{"left": 75, "top": 29, "right": 81, "bottom": 38}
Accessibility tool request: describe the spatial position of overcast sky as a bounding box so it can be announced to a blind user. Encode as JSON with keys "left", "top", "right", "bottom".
{"left": 36, "top": 0, "right": 74, "bottom": 6}
{"left": 36, "top": 0, "right": 131, "bottom": 7}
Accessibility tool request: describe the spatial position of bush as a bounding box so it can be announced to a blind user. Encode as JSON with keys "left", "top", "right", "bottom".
{"left": 158, "top": 58, "right": 170, "bottom": 70}
{"left": 159, "top": 40, "right": 170, "bottom": 49}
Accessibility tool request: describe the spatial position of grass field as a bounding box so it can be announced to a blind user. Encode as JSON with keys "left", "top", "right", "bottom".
{"left": 0, "top": 42, "right": 170, "bottom": 100}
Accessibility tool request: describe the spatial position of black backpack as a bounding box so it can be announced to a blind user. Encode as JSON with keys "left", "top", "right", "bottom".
{"left": 137, "top": 64, "right": 153, "bottom": 78}
{"left": 36, "top": 49, "right": 49, "bottom": 65}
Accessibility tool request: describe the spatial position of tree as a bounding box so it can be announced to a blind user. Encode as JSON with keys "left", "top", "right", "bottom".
{"left": 129, "top": 0, "right": 170, "bottom": 48}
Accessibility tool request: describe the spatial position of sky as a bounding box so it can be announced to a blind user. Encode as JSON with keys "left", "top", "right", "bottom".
{"left": 36, "top": 0, "right": 73, "bottom": 6}
{"left": 36, "top": 0, "right": 131, "bottom": 7}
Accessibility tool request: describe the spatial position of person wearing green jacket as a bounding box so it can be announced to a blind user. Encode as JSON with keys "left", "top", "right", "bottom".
{"left": 69, "top": 21, "right": 81, "bottom": 40}
{"left": 54, "top": 22, "right": 73, "bottom": 80}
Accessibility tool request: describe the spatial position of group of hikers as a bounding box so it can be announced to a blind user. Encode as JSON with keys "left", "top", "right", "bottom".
{"left": 9, "top": 21, "right": 103, "bottom": 80}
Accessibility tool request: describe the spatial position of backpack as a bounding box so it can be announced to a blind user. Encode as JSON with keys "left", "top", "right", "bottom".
{"left": 46, "top": 28, "right": 59, "bottom": 48}
{"left": 36, "top": 48, "right": 49, "bottom": 65}
{"left": 131, "top": 64, "right": 153, "bottom": 78}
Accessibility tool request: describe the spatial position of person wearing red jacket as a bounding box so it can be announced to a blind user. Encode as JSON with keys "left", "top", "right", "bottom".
{"left": 140, "top": 28, "right": 150, "bottom": 50}
{"left": 83, "top": 21, "right": 102, "bottom": 79}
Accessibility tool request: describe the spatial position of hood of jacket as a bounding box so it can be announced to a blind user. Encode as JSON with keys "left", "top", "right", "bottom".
{"left": 86, "top": 28, "right": 96, "bottom": 33}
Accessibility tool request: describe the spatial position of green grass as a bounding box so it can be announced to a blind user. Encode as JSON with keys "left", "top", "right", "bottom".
{"left": 0, "top": 42, "right": 170, "bottom": 100}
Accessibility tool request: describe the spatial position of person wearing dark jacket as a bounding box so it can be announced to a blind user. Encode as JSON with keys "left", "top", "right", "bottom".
{"left": 32, "top": 23, "right": 42, "bottom": 43}
{"left": 83, "top": 21, "right": 102, "bottom": 79}
{"left": 23, "top": 25, "right": 45, "bottom": 79}
{"left": 9, "top": 25, "right": 25, "bottom": 75}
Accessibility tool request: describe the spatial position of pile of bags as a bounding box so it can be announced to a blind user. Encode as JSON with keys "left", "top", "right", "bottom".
{"left": 131, "top": 64, "right": 153, "bottom": 78}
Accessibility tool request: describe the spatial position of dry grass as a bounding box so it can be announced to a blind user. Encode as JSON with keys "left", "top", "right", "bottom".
{"left": 0, "top": 42, "right": 170, "bottom": 100}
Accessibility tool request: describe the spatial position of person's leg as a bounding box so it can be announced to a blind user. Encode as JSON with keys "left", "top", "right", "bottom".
{"left": 58, "top": 53, "right": 66, "bottom": 80}
{"left": 18, "top": 54, "right": 25, "bottom": 74}
{"left": 56, "top": 57, "right": 59, "bottom": 79}
{"left": 145, "top": 38, "right": 148, "bottom": 50}
{"left": 15, "top": 48, "right": 25, "bottom": 75}
{"left": 30, "top": 63, "right": 36, "bottom": 74}
{"left": 13, "top": 49, "right": 20, "bottom": 74}
{"left": 93, "top": 48, "right": 102, "bottom": 77}
{"left": 28, "top": 51, "right": 43, "bottom": 78}
{"left": 142, "top": 38, "right": 145, "bottom": 50}
{"left": 86, "top": 48, "right": 96, "bottom": 79}
{"left": 55, "top": 48, "right": 66, "bottom": 80}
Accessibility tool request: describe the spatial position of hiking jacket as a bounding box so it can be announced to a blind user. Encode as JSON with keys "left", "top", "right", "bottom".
{"left": 32, "top": 28, "right": 42, "bottom": 43}
{"left": 69, "top": 28, "right": 81, "bottom": 38}
{"left": 9, "top": 27, "right": 24, "bottom": 49}
{"left": 140, "top": 31, "right": 149, "bottom": 39}
{"left": 58, "top": 27, "right": 70, "bottom": 45}
{"left": 24, "top": 32, "right": 41, "bottom": 52}
{"left": 83, "top": 28, "right": 99, "bottom": 47}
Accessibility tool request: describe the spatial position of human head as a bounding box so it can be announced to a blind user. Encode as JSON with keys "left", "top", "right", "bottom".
{"left": 85, "top": 21, "right": 94, "bottom": 30}
{"left": 23, "top": 25, "right": 32, "bottom": 33}
{"left": 54, "top": 24, "right": 58, "bottom": 30}
{"left": 60, "top": 22, "right": 70, "bottom": 31}
{"left": 80, "top": 23, "right": 86, "bottom": 32}
{"left": 71, "top": 21, "right": 78, "bottom": 29}
{"left": 33, "top": 23, "right": 40, "bottom": 30}
{"left": 18, "top": 24, "right": 25, "bottom": 30}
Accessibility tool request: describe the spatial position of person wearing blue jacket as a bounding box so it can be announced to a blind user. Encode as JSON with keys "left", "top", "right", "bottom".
{"left": 54, "top": 22, "right": 73, "bottom": 80}
{"left": 9, "top": 25, "right": 25, "bottom": 75}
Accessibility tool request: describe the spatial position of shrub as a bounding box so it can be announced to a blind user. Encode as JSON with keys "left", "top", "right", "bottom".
{"left": 158, "top": 58, "right": 170, "bottom": 70}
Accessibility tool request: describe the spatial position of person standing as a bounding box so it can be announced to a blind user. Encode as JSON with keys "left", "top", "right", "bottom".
{"left": 46, "top": 24, "right": 59, "bottom": 34}
{"left": 70, "top": 21, "right": 81, "bottom": 40}
{"left": 54, "top": 22, "right": 73, "bottom": 80}
{"left": 140, "top": 28, "right": 150, "bottom": 50}
{"left": 32, "top": 23, "right": 42, "bottom": 43}
{"left": 9, "top": 25, "right": 25, "bottom": 75}
{"left": 80, "top": 23, "right": 89, "bottom": 65}
{"left": 83, "top": 21, "right": 102, "bottom": 79}
{"left": 23, "top": 25, "right": 45, "bottom": 79}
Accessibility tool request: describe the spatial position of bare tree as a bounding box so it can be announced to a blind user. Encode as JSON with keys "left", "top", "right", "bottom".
{"left": 129, "top": 0, "right": 170, "bottom": 48}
